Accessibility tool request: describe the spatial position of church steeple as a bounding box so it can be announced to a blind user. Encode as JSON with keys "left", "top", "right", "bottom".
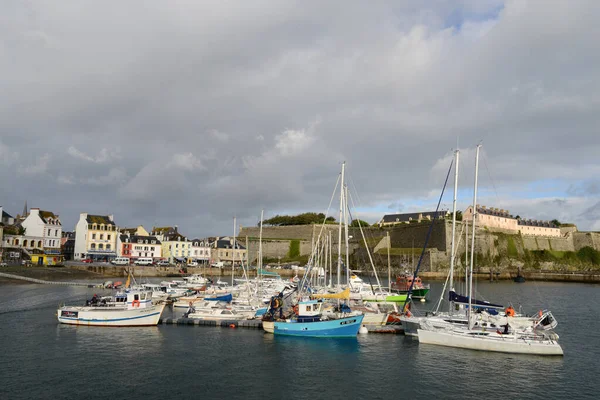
{"left": 22, "top": 200, "right": 28, "bottom": 217}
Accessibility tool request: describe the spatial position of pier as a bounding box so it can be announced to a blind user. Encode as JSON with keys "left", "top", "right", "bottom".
{"left": 158, "top": 317, "right": 264, "bottom": 329}
{"left": 0, "top": 271, "right": 98, "bottom": 287}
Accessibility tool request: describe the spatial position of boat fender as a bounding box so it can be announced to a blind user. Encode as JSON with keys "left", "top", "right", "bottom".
{"left": 293, "top": 305, "right": 299, "bottom": 315}
{"left": 132, "top": 300, "right": 141, "bottom": 308}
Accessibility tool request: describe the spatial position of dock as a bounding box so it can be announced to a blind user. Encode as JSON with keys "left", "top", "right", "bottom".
{"left": 0, "top": 271, "right": 98, "bottom": 287}
{"left": 158, "top": 317, "right": 264, "bottom": 329}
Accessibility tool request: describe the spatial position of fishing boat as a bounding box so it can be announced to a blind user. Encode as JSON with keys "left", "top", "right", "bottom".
{"left": 57, "top": 291, "right": 165, "bottom": 327}
{"left": 265, "top": 299, "right": 364, "bottom": 338}
{"left": 391, "top": 273, "right": 430, "bottom": 300}
{"left": 186, "top": 307, "right": 247, "bottom": 321}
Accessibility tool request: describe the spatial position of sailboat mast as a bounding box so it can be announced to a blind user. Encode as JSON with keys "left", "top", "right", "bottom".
{"left": 344, "top": 183, "right": 350, "bottom": 287}
{"left": 232, "top": 216, "right": 236, "bottom": 286}
{"left": 468, "top": 144, "right": 481, "bottom": 328}
{"left": 329, "top": 230, "right": 333, "bottom": 287}
{"left": 337, "top": 162, "right": 345, "bottom": 288}
{"left": 258, "top": 209, "right": 264, "bottom": 290}
{"left": 449, "top": 149, "right": 460, "bottom": 295}
{"left": 387, "top": 231, "right": 391, "bottom": 292}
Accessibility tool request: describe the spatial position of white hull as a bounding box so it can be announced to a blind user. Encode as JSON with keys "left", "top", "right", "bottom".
{"left": 57, "top": 304, "right": 165, "bottom": 327}
{"left": 263, "top": 321, "right": 275, "bottom": 333}
{"left": 417, "top": 328, "right": 563, "bottom": 356}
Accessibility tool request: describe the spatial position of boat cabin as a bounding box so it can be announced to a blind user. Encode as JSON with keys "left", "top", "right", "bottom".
{"left": 125, "top": 291, "right": 152, "bottom": 309}
{"left": 296, "top": 300, "right": 324, "bottom": 323}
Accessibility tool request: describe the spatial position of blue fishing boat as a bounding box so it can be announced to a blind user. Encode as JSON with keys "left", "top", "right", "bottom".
{"left": 265, "top": 299, "right": 364, "bottom": 338}
{"left": 204, "top": 293, "right": 233, "bottom": 302}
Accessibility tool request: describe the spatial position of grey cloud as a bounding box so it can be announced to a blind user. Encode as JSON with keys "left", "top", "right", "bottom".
{"left": 1, "top": 1, "right": 599, "bottom": 235}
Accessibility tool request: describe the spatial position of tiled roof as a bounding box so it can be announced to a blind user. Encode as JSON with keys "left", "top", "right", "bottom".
{"left": 518, "top": 219, "right": 558, "bottom": 228}
{"left": 476, "top": 206, "right": 513, "bottom": 219}
{"left": 215, "top": 239, "right": 245, "bottom": 250}
{"left": 122, "top": 235, "right": 161, "bottom": 244}
{"left": 39, "top": 210, "right": 61, "bottom": 224}
{"left": 120, "top": 227, "right": 137, "bottom": 235}
{"left": 86, "top": 215, "right": 115, "bottom": 225}
{"left": 381, "top": 211, "right": 441, "bottom": 223}
{"left": 2, "top": 210, "right": 13, "bottom": 219}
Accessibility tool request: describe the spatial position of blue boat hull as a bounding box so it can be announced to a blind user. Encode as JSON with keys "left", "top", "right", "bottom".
{"left": 273, "top": 314, "right": 364, "bottom": 338}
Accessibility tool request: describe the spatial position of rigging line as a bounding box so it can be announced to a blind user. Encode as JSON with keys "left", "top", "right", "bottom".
{"left": 401, "top": 157, "right": 454, "bottom": 312}
{"left": 298, "top": 170, "right": 342, "bottom": 296}
{"left": 346, "top": 173, "right": 388, "bottom": 269}
{"left": 482, "top": 152, "right": 500, "bottom": 201}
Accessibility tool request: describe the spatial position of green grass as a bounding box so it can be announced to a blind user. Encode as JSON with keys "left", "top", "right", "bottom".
{"left": 507, "top": 236, "right": 518, "bottom": 257}
{"left": 288, "top": 240, "right": 300, "bottom": 258}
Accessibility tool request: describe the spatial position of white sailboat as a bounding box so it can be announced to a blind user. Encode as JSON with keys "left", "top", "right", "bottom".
{"left": 416, "top": 144, "right": 563, "bottom": 355}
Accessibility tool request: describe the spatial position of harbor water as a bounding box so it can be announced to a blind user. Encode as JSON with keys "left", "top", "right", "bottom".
{"left": 0, "top": 280, "right": 598, "bottom": 400}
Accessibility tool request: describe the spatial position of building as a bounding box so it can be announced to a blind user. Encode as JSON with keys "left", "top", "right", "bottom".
{"left": 74, "top": 213, "right": 118, "bottom": 261}
{"left": 61, "top": 232, "right": 75, "bottom": 261}
{"left": 190, "top": 238, "right": 211, "bottom": 264}
{"left": 151, "top": 226, "right": 190, "bottom": 264}
{"left": 119, "top": 234, "right": 162, "bottom": 260}
{"left": 211, "top": 236, "right": 247, "bottom": 265}
{"left": 0, "top": 206, "right": 15, "bottom": 226}
{"left": 517, "top": 219, "right": 561, "bottom": 237}
{"left": 20, "top": 208, "right": 63, "bottom": 265}
{"left": 463, "top": 205, "right": 560, "bottom": 237}
{"left": 378, "top": 211, "right": 448, "bottom": 227}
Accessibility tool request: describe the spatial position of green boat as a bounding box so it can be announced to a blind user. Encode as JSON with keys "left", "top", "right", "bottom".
{"left": 391, "top": 274, "right": 430, "bottom": 300}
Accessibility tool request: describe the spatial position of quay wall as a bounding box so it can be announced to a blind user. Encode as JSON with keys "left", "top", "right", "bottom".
{"left": 67, "top": 265, "right": 305, "bottom": 278}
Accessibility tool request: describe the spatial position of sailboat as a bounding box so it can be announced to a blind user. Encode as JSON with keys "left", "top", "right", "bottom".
{"left": 263, "top": 162, "right": 364, "bottom": 337}
{"left": 416, "top": 145, "right": 563, "bottom": 355}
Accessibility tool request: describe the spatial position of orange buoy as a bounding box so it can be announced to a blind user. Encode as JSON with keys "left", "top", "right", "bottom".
{"left": 229, "top": 324, "right": 236, "bottom": 328}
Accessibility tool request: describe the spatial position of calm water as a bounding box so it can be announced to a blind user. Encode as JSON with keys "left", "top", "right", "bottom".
{"left": 0, "top": 280, "right": 598, "bottom": 400}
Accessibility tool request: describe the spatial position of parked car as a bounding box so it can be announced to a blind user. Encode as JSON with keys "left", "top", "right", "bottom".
{"left": 82, "top": 258, "right": 93, "bottom": 263}
{"left": 188, "top": 261, "right": 198, "bottom": 267}
{"left": 134, "top": 257, "right": 154, "bottom": 266}
{"left": 211, "top": 262, "right": 224, "bottom": 268}
{"left": 111, "top": 257, "right": 130, "bottom": 266}
{"left": 156, "top": 260, "right": 170, "bottom": 266}
{"left": 0, "top": 262, "right": 7, "bottom": 267}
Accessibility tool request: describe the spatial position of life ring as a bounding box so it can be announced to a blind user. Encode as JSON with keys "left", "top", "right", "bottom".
{"left": 293, "top": 305, "right": 299, "bottom": 315}
{"left": 132, "top": 300, "right": 140, "bottom": 308}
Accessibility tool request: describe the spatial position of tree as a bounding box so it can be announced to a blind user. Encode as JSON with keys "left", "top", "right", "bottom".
{"left": 350, "top": 219, "right": 370, "bottom": 227}
{"left": 261, "top": 213, "right": 336, "bottom": 226}
{"left": 551, "top": 219, "right": 561, "bottom": 227}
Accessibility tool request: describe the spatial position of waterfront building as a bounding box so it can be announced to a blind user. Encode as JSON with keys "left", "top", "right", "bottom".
{"left": 190, "top": 238, "right": 211, "bottom": 264}
{"left": 119, "top": 234, "right": 162, "bottom": 260}
{"left": 151, "top": 226, "right": 190, "bottom": 264}
{"left": 74, "top": 213, "right": 118, "bottom": 261}
{"left": 0, "top": 206, "right": 15, "bottom": 226}
{"left": 211, "top": 236, "right": 247, "bottom": 265}
{"left": 20, "top": 208, "right": 63, "bottom": 265}
{"left": 61, "top": 232, "right": 75, "bottom": 261}
{"left": 378, "top": 211, "right": 448, "bottom": 227}
{"left": 463, "top": 205, "right": 560, "bottom": 237}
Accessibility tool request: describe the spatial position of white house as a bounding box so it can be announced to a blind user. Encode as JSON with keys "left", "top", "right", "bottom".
{"left": 191, "top": 238, "right": 211, "bottom": 264}
{"left": 74, "top": 213, "right": 118, "bottom": 261}
{"left": 19, "top": 208, "right": 63, "bottom": 264}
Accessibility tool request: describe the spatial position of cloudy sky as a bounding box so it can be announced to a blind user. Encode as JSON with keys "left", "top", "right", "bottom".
{"left": 1, "top": 0, "right": 599, "bottom": 236}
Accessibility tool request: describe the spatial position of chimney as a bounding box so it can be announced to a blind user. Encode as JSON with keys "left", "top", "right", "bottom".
{"left": 108, "top": 214, "right": 114, "bottom": 222}
{"left": 0, "top": 206, "right": 3, "bottom": 219}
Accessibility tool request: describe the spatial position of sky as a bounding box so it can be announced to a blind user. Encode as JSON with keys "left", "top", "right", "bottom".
{"left": 1, "top": 0, "right": 599, "bottom": 236}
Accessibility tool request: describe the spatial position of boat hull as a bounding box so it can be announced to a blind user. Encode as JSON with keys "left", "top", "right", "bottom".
{"left": 57, "top": 304, "right": 165, "bottom": 327}
{"left": 273, "top": 315, "right": 364, "bottom": 338}
{"left": 262, "top": 320, "right": 275, "bottom": 333}
{"left": 393, "top": 288, "right": 430, "bottom": 299}
{"left": 417, "top": 328, "right": 563, "bottom": 356}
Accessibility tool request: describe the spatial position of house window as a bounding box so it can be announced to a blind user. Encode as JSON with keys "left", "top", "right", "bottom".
{"left": 99, "top": 244, "right": 104, "bottom": 250}
{"left": 91, "top": 243, "right": 96, "bottom": 249}
{"left": 55, "top": 229, "right": 58, "bottom": 236}
{"left": 48, "top": 229, "right": 51, "bottom": 236}
{"left": 38, "top": 240, "right": 42, "bottom": 247}
{"left": 100, "top": 234, "right": 104, "bottom": 240}
{"left": 106, "top": 244, "right": 111, "bottom": 250}
{"left": 107, "top": 234, "right": 111, "bottom": 240}
{"left": 23, "top": 240, "right": 28, "bottom": 247}
{"left": 92, "top": 233, "right": 96, "bottom": 240}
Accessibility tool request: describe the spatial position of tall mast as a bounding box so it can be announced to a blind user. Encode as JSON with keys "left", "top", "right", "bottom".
{"left": 387, "top": 231, "right": 391, "bottom": 292}
{"left": 258, "top": 209, "right": 264, "bottom": 289}
{"left": 329, "top": 230, "right": 333, "bottom": 287}
{"left": 232, "top": 216, "right": 236, "bottom": 286}
{"left": 468, "top": 144, "right": 481, "bottom": 329}
{"left": 344, "top": 183, "right": 350, "bottom": 287}
{"left": 337, "top": 162, "right": 345, "bottom": 288}
{"left": 449, "top": 149, "right": 460, "bottom": 301}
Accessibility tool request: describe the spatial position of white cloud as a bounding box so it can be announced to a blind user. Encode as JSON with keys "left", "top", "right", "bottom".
{"left": 0, "top": 141, "right": 19, "bottom": 165}
{"left": 168, "top": 153, "right": 207, "bottom": 171}
{"left": 18, "top": 154, "right": 50, "bottom": 176}
{"left": 67, "top": 146, "right": 121, "bottom": 164}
